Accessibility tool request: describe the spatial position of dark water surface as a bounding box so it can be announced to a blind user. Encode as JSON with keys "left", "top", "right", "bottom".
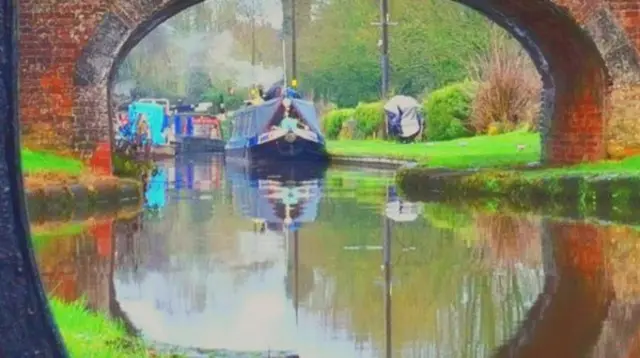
{"left": 33, "top": 154, "right": 640, "bottom": 357}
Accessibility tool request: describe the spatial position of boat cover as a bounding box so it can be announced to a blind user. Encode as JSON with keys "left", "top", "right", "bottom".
{"left": 128, "top": 102, "right": 167, "bottom": 145}
{"left": 384, "top": 95, "right": 424, "bottom": 139}
{"left": 264, "top": 80, "right": 302, "bottom": 101}
{"left": 291, "top": 99, "right": 323, "bottom": 136}
{"left": 232, "top": 98, "right": 282, "bottom": 137}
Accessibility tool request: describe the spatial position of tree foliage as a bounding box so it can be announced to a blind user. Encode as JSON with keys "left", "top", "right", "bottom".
{"left": 115, "top": 0, "right": 517, "bottom": 111}
{"left": 297, "top": 0, "right": 494, "bottom": 107}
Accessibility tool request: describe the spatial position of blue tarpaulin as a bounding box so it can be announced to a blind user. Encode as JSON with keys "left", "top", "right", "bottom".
{"left": 145, "top": 169, "right": 167, "bottom": 209}
{"left": 128, "top": 102, "right": 167, "bottom": 145}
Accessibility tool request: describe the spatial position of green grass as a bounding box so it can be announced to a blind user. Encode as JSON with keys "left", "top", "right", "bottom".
{"left": 22, "top": 149, "right": 85, "bottom": 175}
{"left": 329, "top": 132, "right": 640, "bottom": 176}
{"left": 327, "top": 131, "right": 541, "bottom": 169}
{"left": 50, "top": 298, "right": 156, "bottom": 358}
{"left": 525, "top": 154, "right": 640, "bottom": 178}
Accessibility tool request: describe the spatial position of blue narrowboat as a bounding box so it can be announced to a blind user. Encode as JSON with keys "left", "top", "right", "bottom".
{"left": 224, "top": 89, "right": 328, "bottom": 164}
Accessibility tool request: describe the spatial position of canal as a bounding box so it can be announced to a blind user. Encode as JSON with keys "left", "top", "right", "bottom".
{"left": 33, "top": 154, "right": 640, "bottom": 357}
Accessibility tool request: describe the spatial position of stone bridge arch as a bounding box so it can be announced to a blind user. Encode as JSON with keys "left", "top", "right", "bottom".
{"left": 18, "top": 0, "right": 640, "bottom": 169}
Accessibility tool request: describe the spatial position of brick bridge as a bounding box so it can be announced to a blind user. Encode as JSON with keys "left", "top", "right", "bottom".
{"left": 18, "top": 0, "right": 640, "bottom": 170}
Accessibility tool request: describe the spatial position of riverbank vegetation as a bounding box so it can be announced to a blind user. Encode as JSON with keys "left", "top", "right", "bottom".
{"left": 32, "top": 222, "right": 179, "bottom": 358}
{"left": 22, "top": 149, "right": 85, "bottom": 176}
{"left": 50, "top": 298, "right": 157, "bottom": 358}
{"left": 328, "top": 131, "right": 540, "bottom": 169}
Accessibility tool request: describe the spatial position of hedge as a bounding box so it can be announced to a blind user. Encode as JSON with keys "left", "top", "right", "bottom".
{"left": 322, "top": 108, "right": 355, "bottom": 139}
{"left": 423, "top": 81, "right": 477, "bottom": 141}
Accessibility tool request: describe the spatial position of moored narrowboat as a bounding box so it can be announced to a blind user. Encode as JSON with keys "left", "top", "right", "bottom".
{"left": 224, "top": 88, "right": 328, "bottom": 164}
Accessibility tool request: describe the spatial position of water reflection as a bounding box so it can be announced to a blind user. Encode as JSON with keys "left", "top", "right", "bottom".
{"left": 30, "top": 155, "right": 640, "bottom": 357}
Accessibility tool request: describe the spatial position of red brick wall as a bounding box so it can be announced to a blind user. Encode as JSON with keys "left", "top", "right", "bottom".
{"left": 17, "top": 0, "right": 640, "bottom": 170}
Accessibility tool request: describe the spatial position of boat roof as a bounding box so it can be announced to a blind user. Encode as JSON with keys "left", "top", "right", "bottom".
{"left": 234, "top": 97, "right": 323, "bottom": 136}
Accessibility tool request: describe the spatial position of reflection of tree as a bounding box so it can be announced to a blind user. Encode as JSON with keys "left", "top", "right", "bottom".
{"left": 297, "top": 196, "right": 542, "bottom": 356}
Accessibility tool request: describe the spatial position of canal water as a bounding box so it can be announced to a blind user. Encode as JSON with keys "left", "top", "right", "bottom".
{"left": 33, "top": 154, "right": 640, "bottom": 357}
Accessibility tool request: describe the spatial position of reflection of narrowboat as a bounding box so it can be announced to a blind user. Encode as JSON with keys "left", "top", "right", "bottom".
{"left": 224, "top": 90, "right": 328, "bottom": 164}
{"left": 225, "top": 162, "right": 324, "bottom": 233}
{"left": 225, "top": 155, "right": 328, "bottom": 183}
{"left": 171, "top": 155, "right": 223, "bottom": 191}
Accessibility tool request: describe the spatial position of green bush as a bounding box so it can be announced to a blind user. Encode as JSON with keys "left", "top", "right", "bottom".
{"left": 353, "top": 101, "right": 385, "bottom": 139}
{"left": 113, "top": 152, "right": 155, "bottom": 179}
{"left": 322, "top": 108, "right": 355, "bottom": 139}
{"left": 424, "top": 81, "right": 477, "bottom": 141}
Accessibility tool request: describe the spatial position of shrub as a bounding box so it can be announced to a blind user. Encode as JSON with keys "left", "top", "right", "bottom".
{"left": 423, "top": 81, "right": 477, "bottom": 141}
{"left": 353, "top": 101, "right": 385, "bottom": 139}
{"left": 468, "top": 25, "right": 542, "bottom": 134}
{"left": 322, "top": 108, "right": 355, "bottom": 139}
{"left": 112, "top": 151, "right": 155, "bottom": 179}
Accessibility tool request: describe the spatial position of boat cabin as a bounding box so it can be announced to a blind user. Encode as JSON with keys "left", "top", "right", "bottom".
{"left": 230, "top": 98, "right": 322, "bottom": 140}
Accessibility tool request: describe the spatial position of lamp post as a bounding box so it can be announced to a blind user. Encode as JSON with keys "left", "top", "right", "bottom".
{"left": 372, "top": 0, "right": 396, "bottom": 99}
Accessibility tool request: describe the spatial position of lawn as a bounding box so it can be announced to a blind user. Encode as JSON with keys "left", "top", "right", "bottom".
{"left": 22, "top": 149, "right": 84, "bottom": 176}
{"left": 327, "top": 131, "right": 541, "bottom": 169}
{"left": 525, "top": 154, "right": 640, "bottom": 177}
{"left": 50, "top": 298, "right": 158, "bottom": 358}
{"left": 33, "top": 222, "right": 173, "bottom": 358}
{"left": 328, "top": 132, "right": 640, "bottom": 176}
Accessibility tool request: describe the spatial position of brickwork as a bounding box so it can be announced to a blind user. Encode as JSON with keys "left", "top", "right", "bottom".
{"left": 17, "top": 0, "right": 640, "bottom": 170}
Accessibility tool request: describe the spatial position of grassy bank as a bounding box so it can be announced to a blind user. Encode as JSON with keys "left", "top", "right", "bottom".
{"left": 22, "top": 149, "right": 85, "bottom": 176}
{"left": 327, "top": 131, "right": 541, "bottom": 168}
{"left": 31, "top": 222, "right": 170, "bottom": 358}
{"left": 328, "top": 131, "right": 640, "bottom": 176}
{"left": 50, "top": 298, "right": 160, "bottom": 358}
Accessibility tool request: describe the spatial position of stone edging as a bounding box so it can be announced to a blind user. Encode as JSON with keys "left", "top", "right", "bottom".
{"left": 396, "top": 167, "right": 640, "bottom": 226}
{"left": 328, "top": 154, "right": 417, "bottom": 170}
{"left": 25, "top": 178, "right": 143, "bottom": 222}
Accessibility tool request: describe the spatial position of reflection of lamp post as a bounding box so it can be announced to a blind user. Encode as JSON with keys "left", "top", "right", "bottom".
{"left": 284, "top": 219, "right": 299, "bottom": 325}
{"left": 381, "top": 186, "right": 421, "bottom": 358}
{"left": 382, "top": 191, "right": 392, "bottom": 358}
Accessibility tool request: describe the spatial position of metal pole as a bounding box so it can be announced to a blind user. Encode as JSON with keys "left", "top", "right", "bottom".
{"left": 251, "top": 0, "right": 256, "bottom": 67}
{"left": 380, "top": 0, "right": 389, "bottom": 98}
{"left": 291, "top": 0, "right": 298, "bottom": 88}
{"left": 383, "top": 199, "right": 392, "bottom": 358}
{"left": 282, "top": 34, "right": 288, "bottom": 89}
{"left": 294, "top": 229, "right": 299, "bottom": 325}
{"left": 372, "top": 0, "right": 396, "bottom": 100}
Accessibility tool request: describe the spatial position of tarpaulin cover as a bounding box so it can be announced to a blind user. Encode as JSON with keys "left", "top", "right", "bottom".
{"left": 264, "top": 81, "right": 302, "bottom": 101}
{"left": 232, "top": 98, "right": 282, "bottom": 138}
{"left": 292, "top": 99, "right": 323, "bottom": 137}
{"left": 128, "top": 102, "right": 166, "bottom": 145}
{"left": 384, "top": 95, "right": 424, "bottom": 139}
{"left": 264, "top": 80, "right": 285, "bottom": 100}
